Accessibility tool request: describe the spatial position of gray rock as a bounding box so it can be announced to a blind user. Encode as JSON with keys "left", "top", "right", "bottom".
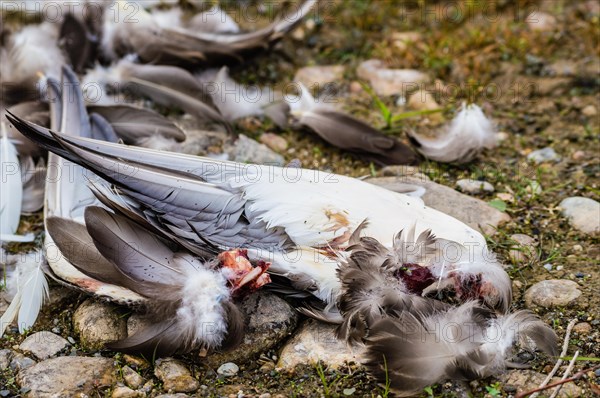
{"left": 122, "top": 365, "right": 144, "bottom": 389}
{"left": 73, "top": 299, "right": 128, "bottom": 350}
{"left": 527, "top": 147, "right": 560, "bottom": 163}
{"left": 0, "top": 349, "right": 14, "bottom": 369}
{"left": 154, "top": 358, "right": 199, "bottom": 393}
{"left": 508, "top": 234, "right": 538, "bottom": 263}
{"left": 294, "top": 65, "right": 345, "bottom": 88}
{"left": 112, "top": 386, "right": 144, "bottom": 398}
{"left": 10, "top": 353, "right": 36, "bottom": 371}
{"left": 227, "top": 134, "right": 285, "bottom": 166}
{"left": 19, "top": 331, "right": 70, "bottom": 360}
{"left": 357, "top": 59, "right": 429, "bottom": 96}
{"left": 204, "top": 292, "right": 298, "bottom": 368}
{"left": 368, "top": 177, "right": 510, "bottom": 235}
{"left": 277, "top": 319, "right": 363, "bottom": 370}
{"left": 560, "top": 196, "right": 600, "bottom": 234}
{"left": 17, "top": 356, "right": 116, "bottom": 397}
{"left": 217, "top": 362, "right": 239, "bottom": 377}
{"left": 524, "top": 279, "right": 582, "bottom": 309}
{"left": 456, "top": 179, "right": 495, "bottom": 194}
{"left": 499, "top": 370, "right": 581, "bottom": 398}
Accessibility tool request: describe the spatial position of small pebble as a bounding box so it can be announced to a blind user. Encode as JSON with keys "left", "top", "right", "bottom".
{"left": 259, "top": 133, "right": 288, "bottom": 153}
{"left": 575, "top": 272, "right": 585, "bottom": 278}
{"left": 572, "top": 150, "right": 585, "bottom": 160}
{"left": 517, "top": 351, "right": 534, "bottom": 361}
{"left": 527, "top": 147, "right": 560, "bottom": 163}
{"left": 349, "top": 81, "right": 363, "bottom": 93}
{"left": 527, "top": 11, "right": 557, "bottom": 31}
{"left": 19, "top": 331, "right": 70, "bottom": 360}
{"left": 573, "top": 244, "right": 583, "bottom": 252}
{"left": 503, "top": 385, "right": 517, "bottom": 393}
{"left": 582, "top": 104, "right": 598, "bottom": 116}
{"left": 573, "top": 322, "right": 592, "bottom": 334}
{"left": 456, "top": 179, "right": 495, "bottom": 194}
{"left": 111, "top": 386, "right": 142, "bottom": 398}
{"left": 217, "top": 362, "right": 239, "bottom": 377}
{"left": 560, "top": 196, "right": 600, "bottom": 234}
{"left": 509, "top": 234, "right": 537, "bottom": 263}
{"left": 543, "top": 263, "right": 553, "bottom": 271}
{"left": 496, "top": 192, "right": 514, "bottom": 202}
{"left": 594, "top": 369, "right": 600, "bottom": 377}
{"left": 154, "top": 358, "right": 199, "bottom": 393}
{"left": 122, "top": 365, "right": 144, "bottom": 389}
{"left": 525, "top": 279, "right": 582, "bottom": 309}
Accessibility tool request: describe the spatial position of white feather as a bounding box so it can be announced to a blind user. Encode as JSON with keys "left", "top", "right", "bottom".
{"left": 178, "top": 266, "right": 230, "bottom": 347}
{"left": 0, "top": 123, "right": 34, "bottom": 242}
{"left": 409, "top": 103, "right": 498, "bottom": 163}
{"left": 0, "top": 251, "right": 48, "bottom": 336}
{"left": 1, "top": 22, "right": 64, "bottom": 85}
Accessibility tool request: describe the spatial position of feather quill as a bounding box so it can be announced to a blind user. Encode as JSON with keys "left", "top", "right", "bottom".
{"left": 408, "top": 103, "right": 498, "bottom": 163}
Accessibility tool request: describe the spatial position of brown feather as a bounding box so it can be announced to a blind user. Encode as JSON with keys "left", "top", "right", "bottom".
{"left": 45, "top": 216, "right": 125, "bottom": 286}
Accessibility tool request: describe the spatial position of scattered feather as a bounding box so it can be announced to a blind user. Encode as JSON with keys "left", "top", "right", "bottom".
{"left": 0, "top": 250, "right": 49, "bottom": 337}
{"left": 288, "top": 83, "right": 420, "bottom": 165}
{"left": 409, "top": 103, "right": 498, "bottom": 163}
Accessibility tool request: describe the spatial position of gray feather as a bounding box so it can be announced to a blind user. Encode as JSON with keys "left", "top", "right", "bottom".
{"left": 118, "top": 63, "right": 230, "bottom": 131}
{"left": 87, "top": 104, "right": 186, "bottom": 144}
{"left": 298, "top": 109, "right": 420, "bottom": 166}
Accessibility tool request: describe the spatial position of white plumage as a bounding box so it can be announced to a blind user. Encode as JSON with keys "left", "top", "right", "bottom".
{"left": 0, "top": 250, "right": 49, "bottom": 336}
{"left": 409, "top": 103, "right": 498, "bottom": 163}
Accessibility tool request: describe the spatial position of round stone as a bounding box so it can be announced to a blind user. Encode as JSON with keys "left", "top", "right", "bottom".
{"left": 524, "top": 279, "right": 582, "bottom": 309}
